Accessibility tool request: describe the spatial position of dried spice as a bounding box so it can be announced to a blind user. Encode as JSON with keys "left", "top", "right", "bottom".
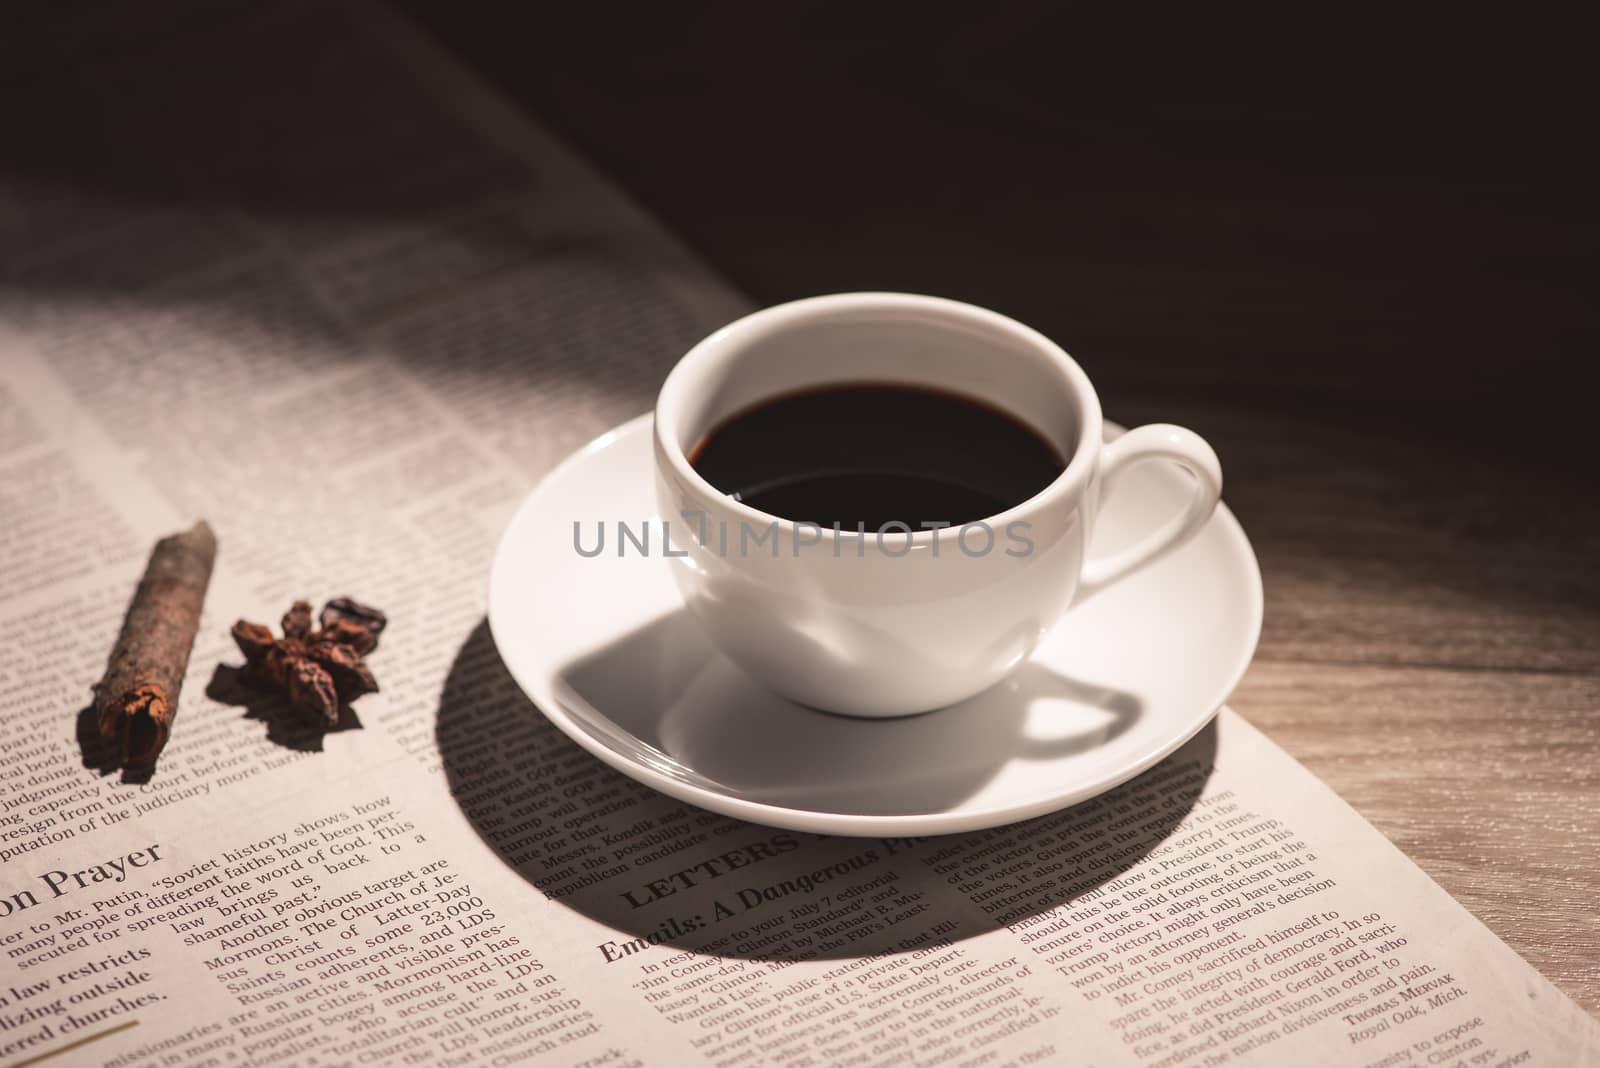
{"left": 93, "top": 522, "right": 218, "bottom": 771}
{"left": 231, "top": 597, "right": 385, "bottom": 724}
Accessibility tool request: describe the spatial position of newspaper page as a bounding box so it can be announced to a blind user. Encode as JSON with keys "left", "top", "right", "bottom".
{"left": 1, "top": 3, "right": 1596, "bottom": 1066}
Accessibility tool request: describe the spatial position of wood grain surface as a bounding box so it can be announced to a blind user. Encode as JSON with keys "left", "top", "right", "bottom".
{"left": 404, "top": 3, "right": 1600, "bottom": 1011}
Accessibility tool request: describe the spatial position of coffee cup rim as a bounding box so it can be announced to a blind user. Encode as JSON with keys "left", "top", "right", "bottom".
{"left": 654, "top": 292, "right": 1104, "bottom": 544}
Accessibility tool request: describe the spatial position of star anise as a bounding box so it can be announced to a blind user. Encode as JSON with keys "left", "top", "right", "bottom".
{"left": 231, "top": 597, "right": 386, "bottom": 724}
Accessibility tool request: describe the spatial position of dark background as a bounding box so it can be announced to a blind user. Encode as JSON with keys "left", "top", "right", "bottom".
{"left": 398, "top": 2, "right": 1596, "bottom": 471}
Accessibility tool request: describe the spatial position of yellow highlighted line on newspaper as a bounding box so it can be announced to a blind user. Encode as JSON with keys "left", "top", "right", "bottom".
{"left": 12, "top": 1020, "right": 139, "bottom": 1067}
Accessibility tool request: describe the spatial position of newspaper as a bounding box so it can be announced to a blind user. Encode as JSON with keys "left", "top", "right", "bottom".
{"left": 1, "top": 4, "right": 1596, "bottom": 1065}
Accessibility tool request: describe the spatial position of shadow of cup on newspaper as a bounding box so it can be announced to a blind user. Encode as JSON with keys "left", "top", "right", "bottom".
{"left": 437, "top": 621, "right": 1217, "bottom": 962}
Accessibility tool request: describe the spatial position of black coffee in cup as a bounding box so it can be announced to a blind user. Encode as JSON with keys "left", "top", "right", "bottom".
{"left": 688, "top": 383, "right": 1065, "bottom": 528}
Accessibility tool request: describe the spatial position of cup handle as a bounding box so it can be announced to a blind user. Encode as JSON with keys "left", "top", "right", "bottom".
{"left": 1077, "top": 424, "right": 1223, "bottom": 600}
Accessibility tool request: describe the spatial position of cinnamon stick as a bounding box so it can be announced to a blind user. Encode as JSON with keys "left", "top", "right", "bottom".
{"left": 93, "top": 521, "right": 217, "bottom": 770}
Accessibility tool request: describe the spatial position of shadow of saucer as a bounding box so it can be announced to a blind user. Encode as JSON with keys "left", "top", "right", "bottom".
{"left": 437, "top": 620, "right": 1217, "bottom": 962}
{"left": 206, "top": 664, "right": 363, "bottom": 752}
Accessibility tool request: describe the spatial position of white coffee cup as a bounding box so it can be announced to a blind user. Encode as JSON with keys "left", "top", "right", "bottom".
{"left": 653, "top": 293, "right": 1221, "bottom": 717}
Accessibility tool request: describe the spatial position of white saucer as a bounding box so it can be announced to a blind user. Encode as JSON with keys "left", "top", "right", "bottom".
{"left": 488, "top": 415, "right": 1262, "bottom": 836}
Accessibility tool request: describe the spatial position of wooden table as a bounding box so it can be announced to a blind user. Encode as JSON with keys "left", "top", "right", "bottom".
{"left": 406, "top": 3, "right": 1600, "bottom": 1009}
